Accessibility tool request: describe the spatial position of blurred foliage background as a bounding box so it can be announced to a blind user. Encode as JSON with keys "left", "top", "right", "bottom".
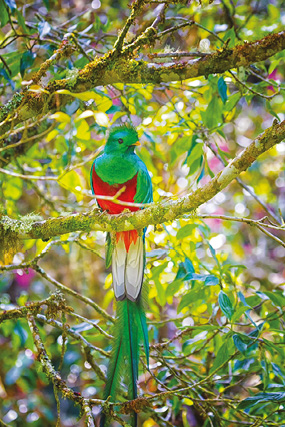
{"left": 0, "top": 0, "right": 285, "bottom": 426}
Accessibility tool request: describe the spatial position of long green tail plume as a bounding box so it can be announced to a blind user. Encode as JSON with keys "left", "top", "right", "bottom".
{"left": 100, "top": 298, "right": 148, "bottom": 427}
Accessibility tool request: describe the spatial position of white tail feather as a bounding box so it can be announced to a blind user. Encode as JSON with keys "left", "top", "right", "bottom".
{"left": 125, "top": 237, "right": 144, "bottom": 301}
{"left": 112, "top": 236, "right": 144, "bottom": 302}
{"left": 112, "top": 238, "right": 127, "bottom": 300}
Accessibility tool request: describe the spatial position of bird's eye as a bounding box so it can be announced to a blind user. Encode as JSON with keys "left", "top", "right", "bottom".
{"left": 118, "top": 138, "right": 123, "bottom": 144}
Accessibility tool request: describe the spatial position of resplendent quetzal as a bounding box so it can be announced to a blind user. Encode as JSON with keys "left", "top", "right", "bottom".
{"left": 90, "top": 124, "right": 153, "bottom": 427}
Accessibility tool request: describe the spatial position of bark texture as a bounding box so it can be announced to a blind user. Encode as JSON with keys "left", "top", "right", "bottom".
{"left": 1, "top": 119, "right": 284, "bottom": 242}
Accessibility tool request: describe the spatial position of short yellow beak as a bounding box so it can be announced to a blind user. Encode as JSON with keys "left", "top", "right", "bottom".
{"left": 132, "top": 141, "right": 141, "bottom": 146}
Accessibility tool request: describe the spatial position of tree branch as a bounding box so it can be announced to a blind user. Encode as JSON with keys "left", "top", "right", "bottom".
{"left": 1, "top": 120, "right": 284, "bottom": 241}
{"left": 113, "top": 0, "right": 146, "bottom": 52}
{"left": 33, "top": 265, "right": 114, "bottom": 322}
{"left": 27, "top": 314, "right": 96, "bottom": 427}
{"left": 0, "top": 31, "right": 284, "bottom": 136}
{"left": 0, "top": 292, "right": 71, "bottom": 324}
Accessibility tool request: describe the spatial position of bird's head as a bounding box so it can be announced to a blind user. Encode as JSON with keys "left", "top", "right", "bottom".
{"left": 105, "top": 124, "right": 140, "bottom": 154}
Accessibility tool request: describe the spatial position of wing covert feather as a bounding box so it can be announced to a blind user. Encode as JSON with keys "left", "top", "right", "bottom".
{"left": 134, "top": 160, "right": 153, "bottom": 205}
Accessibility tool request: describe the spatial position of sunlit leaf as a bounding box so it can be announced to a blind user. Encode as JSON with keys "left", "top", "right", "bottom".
{"left": 55, "top": 89, "right": 96, "bottom": 101}
{"left": 28, "top": 85, "right": 49, "bottom": 94}
{"left": 94, "top": 111, "right": 110, "bottom": 127}
{"left": 176, "top": 224, "right": 197, "bottom": 239}
{"left": 202, "top": 97, "right": 223, "bottom": 129}
{"left": 49, "top": 112, "right": 71, "bottom": 123}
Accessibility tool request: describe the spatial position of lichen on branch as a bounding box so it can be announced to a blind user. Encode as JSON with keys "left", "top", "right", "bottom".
{"left": 0, "top": 30, "right": 284, "bottom": 138}
{"left": 1, "top": 120, "right": 284, "bottom": 244}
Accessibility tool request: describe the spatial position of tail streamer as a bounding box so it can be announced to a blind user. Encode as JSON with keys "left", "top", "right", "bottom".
{"left": 100, "top": 298, "right": 148, "bottom": 427}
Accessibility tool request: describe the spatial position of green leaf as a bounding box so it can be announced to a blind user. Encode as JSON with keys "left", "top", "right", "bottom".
{"left": 43, "top": 0, "right": 50, "bottom": 9}
{"left": 204, "top": 275, "right": 220, "bottom": 286}
{"left": 223, "top": 27, "right": 236, "bottom": 48}
{"left": 272, "top": 363, "right": 285, "bottom": 382}
{"left": 237, "top": 392, "right": 285, "bottom": 411}
{"left": 202, "top": 97, "right": 223, "bottom": 129}
{"left": 210, "top": 336, "right": 234, "bottom": 373}
{"left": 14, "top": 321, "right": 28, "bottom": 347}
{"left": 185, "top": 141, "right": 203, "bottom": 175}
{"left": 265, "top": 100, "right": 280, "bottom": 121}
{"left": 218, "top": 291, "right": 234, "bottom": 320}
{"left": 233, "top": 334, "right": 248, "bottom": 354}
{"left": 218, "top": 77, "right": 228, "bottom": 103}
{"left": 15, "top": 9, "right": 28, "bottom": 32}
{"left": 231, "top": 305, "right": 249, "bottom": 322}
{"left": 175, "top": 258, "right": 195, "bottom": 279}
{"left": 0, "top": 0, "right": 9, "bottom": 26}
{"left": 188, "top": 156, "right": 203, "bottom": 176}
{"left": 178, "top": 285, "right": 204, "bottom": 313}
{"left": 155, "top": 278, "right": 166, "bottom": 307}
{"left": 0, "top": 68, "right": 15, "bottom": 89}
{"left": 224, "top": 92, "right": 240, "bottom": 112}
{"left": 151, "top": 262, "right": 168, "bottom": 278}
{"left": 176, "top": 224, "right": 197, "bottom": 239}
{"left": 0, "top": 51, "right": 21, "bottom": 78}
{"left": 146, "top": 249, "right": 167, "bottom": 258}
{"left": 166, "top": 278, "right": 184, "bottom": 298}
{"left": 169, "top": 136, "right": 192, "bottom": 165}
{"left": 238, "top": 291, "right": 252, "bottom": 307}
{"left": 183, "top": 273, "right": 219, "bottom": 286}
{"left": 207, "top": 241, "right": 219, "bottom": 265}
{"left": 20, "top": 50, "right": 36, "bottom": 77}
{"left": 263, "top": 291, "right": 285, "bottom": 308}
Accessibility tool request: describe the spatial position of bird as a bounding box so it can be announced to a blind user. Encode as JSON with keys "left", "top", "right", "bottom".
{"left": 90, "top": 123, "right": 153, "bottom": 427}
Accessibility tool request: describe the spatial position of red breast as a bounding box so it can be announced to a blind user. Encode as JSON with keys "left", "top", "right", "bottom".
{"left": 92, "top": 168, "right": 139, "bottom": 215}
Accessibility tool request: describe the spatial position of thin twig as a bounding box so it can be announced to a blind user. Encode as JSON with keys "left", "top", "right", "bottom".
{"left": 157, "top": 20, "right": 194, "bottom": 38}
{"left": 229, "top": 70, "right": 280, "bottom": 100}
{"left": 27, "top": 314, "right": 96, "bottom": 425}
{"left": 0, "top": 167, "right": 58, "bottom": 180}
{"left": 113, "top": 0, "right": 146, "bottom": 52}
{"left": 33, "top": 265, "right": 114, "bottom": 323}
{"left": 149, "top": 51, "right": 210, "bottom": 58}
{"left": 69, "top": 311, "right": 113, "bottom": 339}
{"left": 198, "top": 214, "right": 285, "bottom": 231}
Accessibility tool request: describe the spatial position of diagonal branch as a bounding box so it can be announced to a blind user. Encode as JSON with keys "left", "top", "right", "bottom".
{"left": 113, "top": 0, "right": 146, "bottom": 52}
{"left": 1, "top": 120, "right": 284, "bottom": 241}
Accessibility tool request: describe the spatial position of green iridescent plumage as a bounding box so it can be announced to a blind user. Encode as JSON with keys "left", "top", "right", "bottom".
{"left": 91, "top": 124, "right": 153, "bottom": 427}
{"left": 107, "top": 123, "right": 138, "bottom": 141}
{"left": 100, "top": 297, "right": 149, "bottom": 427}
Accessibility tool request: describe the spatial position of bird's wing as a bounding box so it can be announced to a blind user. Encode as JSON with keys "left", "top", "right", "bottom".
{"left": 119, "top": 159, "right": 152, "bottom": 301}
{"left": 134, "top": 160, "right": 153, "bottom": 205}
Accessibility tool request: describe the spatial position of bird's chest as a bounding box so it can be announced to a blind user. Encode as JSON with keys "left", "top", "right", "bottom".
{"left": 95, "top": 155, "right": 137, "bottom": 185}
{"left": 92, "top": 156, "right": 139, "bottom": 214}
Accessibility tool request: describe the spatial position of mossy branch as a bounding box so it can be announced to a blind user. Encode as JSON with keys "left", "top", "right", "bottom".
{"left": 0, "top": 31, "right": 284, "bottom": 137}
{"left": 1, "top": 119, "right": 284, "bottom": 242}
{"left": 27, "top": 314, "right": 96, "bottom": 427}
{"left": 0, "top": 292, "right": 72, "bottom": 324}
